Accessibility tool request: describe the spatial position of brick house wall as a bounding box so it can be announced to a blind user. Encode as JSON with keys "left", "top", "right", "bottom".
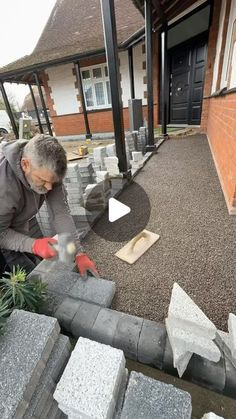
{"left": 50, "top": 104, "right": 158, "bottom": 136}
{"left": 206, "top": 92, "right": 236, "bottom": 213}
{"left": 203, "top": 0, "right": 236, "bottom": 214}
{"left": 42, "top": 36, "right": 159, "bottom": 136}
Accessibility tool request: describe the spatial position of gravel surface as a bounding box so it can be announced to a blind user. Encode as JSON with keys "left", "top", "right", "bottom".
{"left": 83, "top": 135, "right": 236, "bottom": 331}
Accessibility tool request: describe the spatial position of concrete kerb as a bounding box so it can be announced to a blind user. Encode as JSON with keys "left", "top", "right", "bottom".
{"left": 51, "top": 294, "right": 235, "bottom": 399}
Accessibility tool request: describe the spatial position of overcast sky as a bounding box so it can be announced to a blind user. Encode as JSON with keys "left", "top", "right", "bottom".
{"left": 1, "top": 0, "right": 56, "bottom": 107}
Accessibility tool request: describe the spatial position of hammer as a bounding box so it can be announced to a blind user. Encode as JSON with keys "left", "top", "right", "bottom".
{"left": 52, "top": 233, "right": 76, "bottom": 265}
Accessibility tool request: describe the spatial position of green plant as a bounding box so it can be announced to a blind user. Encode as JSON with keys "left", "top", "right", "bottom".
{"left": 0, "top": 265, "right": 47, "bottom": 312}
{"left": 0, "top": 298, "right": 11, "bottom": 335}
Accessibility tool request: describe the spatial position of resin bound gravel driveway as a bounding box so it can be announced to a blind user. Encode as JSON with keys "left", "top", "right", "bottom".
{"left": 83, "top": 135, "right": 236, "bottom": 331}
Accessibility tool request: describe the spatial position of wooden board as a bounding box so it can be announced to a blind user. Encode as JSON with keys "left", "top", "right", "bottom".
{"left": 67, "top": 152, "right": 85, "bottom": 161}
{"left": 115, "top": 229, "right": 160, "bottom": 264}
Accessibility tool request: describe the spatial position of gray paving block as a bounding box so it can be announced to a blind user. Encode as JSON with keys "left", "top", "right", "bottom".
{"left": 54, "top": 337, "right": 125, "bottom": 419}
{"left": 91, "top": 308, "right": 122, "bottom": 345}
{"left": 31, "top": 259, "right": 76, "bottom": 275}
{"left": 224, "top": 355, "right": 236, "bottom": 398}
{"left": 120, "top": 371, "right": 192, "bottom": 419}
{"left": 166, "top": 318, "right": 221, "bottom": 362}
{"left": 55, "top": 297, "right": 81, "bottom": 332}
{"left": 114, "top": 369, "right": 129, "bottom": 419}
{"left": 46, "top": 400, "right": 60, "bottom": 419}
{"left": 0, "top": 310, "right": 60, "bottom": 419}
{"left": 168, "top": 283, "right": 216, "bottom": 339}
{"left": 40, "top": 394, "right": 55, "bottom": 419}
{"left": 48, "top": 335, "right": 71, "bottom": 382}
{"left": 184, "top": 353, "right": 226, "bottom": 392}
{"left": 71, "top": 300, "right": 101, "bottom": 338}
{"left": 40, "top": 291, "right": 65, "bottom": 316}
{"left": 68, "top": 275, "right": 116, "bottom": 307}
{"left": 113, "top": 314, "right": 144, "bottom": 361}
{"left": 37, "top": 271, "right": 79, "bottom": 295}
{"left": 137, "top": 320, "right": 167, "bottom": 368}
{"left": 23, "top": 382, "right": 54, "bottom": 419}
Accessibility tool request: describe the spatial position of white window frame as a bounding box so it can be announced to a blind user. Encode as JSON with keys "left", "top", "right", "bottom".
{"left": 80, "top": 63, "right": 111, "bottom": 110}
{"left": 220, "top": 1, "right": 236, "bottom": 88}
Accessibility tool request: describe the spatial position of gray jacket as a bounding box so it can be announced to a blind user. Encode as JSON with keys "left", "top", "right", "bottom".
{"left": 0, "top": 140, "right": 82, "bottom": 254}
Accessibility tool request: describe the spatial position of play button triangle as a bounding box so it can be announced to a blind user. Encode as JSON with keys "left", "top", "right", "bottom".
{"left": 108, "top": 198, "right": 131, "bottom": 223}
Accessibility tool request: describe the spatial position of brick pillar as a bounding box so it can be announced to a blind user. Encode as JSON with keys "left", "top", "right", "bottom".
{"left": 41, "top": 71, "right": 57, "bottom": 117}
{"left": 200, "top": 0, "right": 222, "bottom": 131}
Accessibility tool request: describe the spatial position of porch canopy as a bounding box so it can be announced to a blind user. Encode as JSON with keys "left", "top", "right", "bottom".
{"left": 0, "top": 0, "right": 205, "bottom": 171}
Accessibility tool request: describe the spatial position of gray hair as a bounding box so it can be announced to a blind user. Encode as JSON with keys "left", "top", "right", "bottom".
{"left": 23, "top": 134, "right": 67, "bottom": 179}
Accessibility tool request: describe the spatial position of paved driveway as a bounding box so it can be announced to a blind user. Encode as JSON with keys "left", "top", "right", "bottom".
{"left": 83, "top": 135, "right": 236, "bottom": 330}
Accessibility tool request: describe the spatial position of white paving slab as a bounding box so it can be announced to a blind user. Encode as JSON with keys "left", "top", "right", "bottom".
{"left": 165, "top": 318, "right": 192, "bottom": 377}
{"left": 201, "top": 413, "right": 224, "bottom": 419}
{"left": 54, "top": 337, "right": 125, "bottom": 419}
{"left": 228, "top": 313, "right": 236, "bottom": 358}
{"left": 166, "top": 318, "right": 220, "bottom": 362}
{"left": 168, "top": 283, "right": 216, "bottom": 339}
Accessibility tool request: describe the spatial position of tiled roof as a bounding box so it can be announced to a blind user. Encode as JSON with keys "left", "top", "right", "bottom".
{"left": 0, "top": 0, "right": 144, "bottom": 76}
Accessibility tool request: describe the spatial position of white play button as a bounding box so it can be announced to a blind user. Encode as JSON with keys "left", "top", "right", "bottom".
{"left": 108, "top": 197, "right": 131, "bottom": 222}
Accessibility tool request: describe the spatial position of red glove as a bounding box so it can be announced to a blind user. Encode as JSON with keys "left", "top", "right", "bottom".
{"left": 75, "top": 253, "right": 98, "bottom": 278}
{"left": 32, "top": 237, "right": 57, "bottom": 259}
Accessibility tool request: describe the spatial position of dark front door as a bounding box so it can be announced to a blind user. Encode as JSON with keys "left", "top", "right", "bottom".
{"left": 169, "top": 36, "right": 208, "bottom": 125}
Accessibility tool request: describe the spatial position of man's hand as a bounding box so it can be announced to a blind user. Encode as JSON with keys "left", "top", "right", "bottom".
{"left": 75, "top": 253, "right": 98, "bottom": 279}
{"left": 32, "top": 237, "right": 57, "bottom": 259}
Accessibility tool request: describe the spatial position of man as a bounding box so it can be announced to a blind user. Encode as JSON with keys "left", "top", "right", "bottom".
{"left": 0, "top": 134, "right": 98, "bottom": 277}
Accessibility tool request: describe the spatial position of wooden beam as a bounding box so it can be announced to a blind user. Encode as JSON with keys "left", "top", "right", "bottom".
{"left": 151, "top": 0, "right": 167, "bottom": 25}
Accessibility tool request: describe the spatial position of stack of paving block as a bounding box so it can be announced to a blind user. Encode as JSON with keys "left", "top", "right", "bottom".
{"left": 77, "top": 162, "right": 95, "bottom": 190}
{"left": 95, "top": 170, "right": 109, "bottom": 182}
{"left": 93, "top": 146, "right": 107, "bottom": 170}
{"left": 36, "top": 202, "right": 55, "bottom": 237}
{"left": 83, "top": 183, "right": 108, "bottom": 211}
{"left": 63, "top": 163, "right": 84, "bottom": 212}
{"left": 104, "top": 156, "right": 120, "bottom": 175}
{"left": 88, "top": 153, "right": 102, "bottom": 174}
{"left": 0, "top": 309, "right": 71, "bottom": 419}
{"left": 54, "top": 337, "right": 192, "bottom": 419}
{"left": 70, "top": 206, "right": 94, "bottom": 237}
{"left": 110, "top": 176, "right": 124, "bottom": 196}
{"left": 106, "top": 143, "right": 116, "bottom": 157}
{"left": 29, "top": 216, "right": 42, "bottom": 238}
{"left": 137, "top": 126, "right": 147, "bottom": 153}
{"left": 64, "top": 162, "right": 82, "bottom": 184}
{"left": 130, "top": 151, "right": 144, "bottom": 171}
{"left": 215, "top": 312, "right": 236, "bottom": 370}
{"left": 125, "top": 132, "right": 136, "bottom": 159}
{"left": 165, "top": 283, "right": 221, "bottom": 378}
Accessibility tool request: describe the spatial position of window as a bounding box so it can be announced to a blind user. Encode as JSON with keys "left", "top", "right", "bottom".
{"left": 81, "top": 64, "right": 111, "bottom": 110}
{"left": 221, "top": 1, "right": 236, "bottom": 88}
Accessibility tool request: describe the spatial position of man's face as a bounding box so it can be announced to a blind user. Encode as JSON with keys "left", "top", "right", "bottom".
{"left": 21, "top": 158, "right": 59, "bottom": 194}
